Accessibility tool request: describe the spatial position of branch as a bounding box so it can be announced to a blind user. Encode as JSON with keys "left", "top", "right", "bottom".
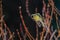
{"left": 19, "top": 6, "right": 35, "bottom": 40}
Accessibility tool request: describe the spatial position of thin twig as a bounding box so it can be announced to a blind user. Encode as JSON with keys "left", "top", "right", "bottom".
{"left": 26, "top": 0, "right": 31, "bottom": 16}
{"left": 36, "top": 25, "right": 38, "bottom": 40}
{"left": 19, "top": 6, "right": 35, "bottom": 40}
{"left": 49, "top": 30, "right": 57, "bottom": 40}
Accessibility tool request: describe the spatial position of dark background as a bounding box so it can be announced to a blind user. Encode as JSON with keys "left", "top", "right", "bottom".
{"left": 2, "top": 0, "right": 60, "bottom": 40}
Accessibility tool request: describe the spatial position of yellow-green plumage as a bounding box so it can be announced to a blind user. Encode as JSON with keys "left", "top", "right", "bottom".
{"left": 31, "top": 13, "right": 43, "bottom": 22}
{"left": 31, "top": 13, "right": 45, "bottom": 27}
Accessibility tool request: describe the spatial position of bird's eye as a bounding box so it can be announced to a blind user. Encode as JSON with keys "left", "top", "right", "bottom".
{"left": 31, "top": 15, "right": 33, "bottom": 18}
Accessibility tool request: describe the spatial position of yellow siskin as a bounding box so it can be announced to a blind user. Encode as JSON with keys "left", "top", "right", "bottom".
{"left": 31, "top": 13, "right": 43, "bottom": 22}
{"left": 31, "top": 13, "right": 45, "bottom": 27}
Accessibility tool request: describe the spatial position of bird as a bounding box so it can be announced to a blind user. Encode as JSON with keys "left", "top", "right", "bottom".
{"left": 31, "top": 13, "right": 45, "bottom": 27}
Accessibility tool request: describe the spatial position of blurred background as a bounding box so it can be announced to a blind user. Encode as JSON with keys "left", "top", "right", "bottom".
{"left": 2, "top": 0, "right": 60, "bottom": 40}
